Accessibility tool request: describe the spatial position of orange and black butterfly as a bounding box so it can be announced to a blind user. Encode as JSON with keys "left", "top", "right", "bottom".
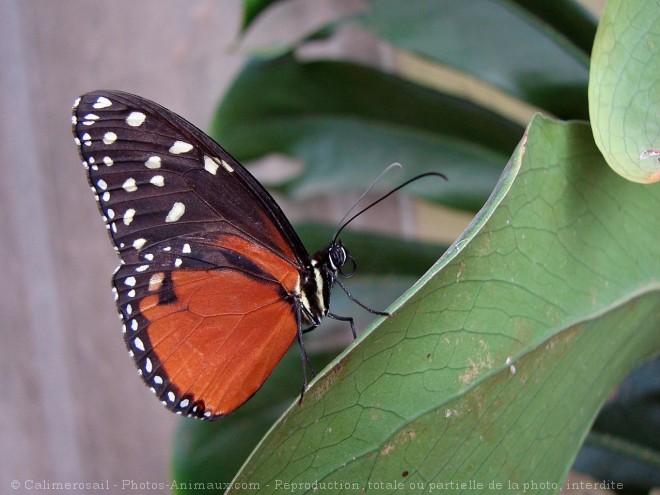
{"left": 72, "top": 90, "right": 390, "bottom": 420}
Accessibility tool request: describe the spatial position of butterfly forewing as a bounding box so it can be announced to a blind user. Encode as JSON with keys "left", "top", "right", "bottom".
{"left": 73, "top": 91, "right": 306, "bottom": 265}
{"left": 73, "top": 91, "right": 310, "bottom": 419}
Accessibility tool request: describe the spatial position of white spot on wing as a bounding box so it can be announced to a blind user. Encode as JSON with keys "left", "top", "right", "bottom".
{"left": 126, "top": 111, "right": 146, "bottom": 127}
{"left": 103, "top": 132, "right": 117, "bottom": 145}
{"left": 97, "top": 179, "right": 107, "bottom": 190}
{"left": 182, "top": 243, "right": 191, "bottom": 254}
{"left": 167, "top": 391, "right": 175, "bottom": 402}
{"left": 133, "top": 238, "right": 147, "bottom": 250}
{"left": 93, "top": 96, "right": 112, "bottom": 109}
{"left": 122, "top": 177, "right": 137, "bottom": 192}
{"left": 174, "top": 258, "right": 182, "bottom": 267}
{"left": 165, "top": 202, "right": 185, "bottom": 223}
{"left": 203, "top": 155, "right": 219, "bottom": 175}
{"left": 82, "top": 133, "right": 92, "bottom": 146}
{"left": 150, "top": 175, "right": 164, "bottom": 187}
{"left": 145, "top": 156, "right": 161, "bottom": 169}
{"left": 221, "top": 159, "right": 234, "bottom": 173}
{"left": 169, "top": 140, "right": 193, "bottom": 154}
{"left": 83, "top": 113, "right": 99, "bottom": 126}
{"left": 144, "top": 357, "right": 153, "bottom": 374}
{"left": 103, "top": 156, "right": 113, "bottom": 166}
{"left": 133, "top": 337, "right": 145, "bottom": 352}
{"left": 124, "top": 208, "right": 135, "bottom": 225}
{"left": 124, "top": 276, "right": 136, "bottom": 287}
{"left": 149, "top": 272, "right": 165, "bottom": 291}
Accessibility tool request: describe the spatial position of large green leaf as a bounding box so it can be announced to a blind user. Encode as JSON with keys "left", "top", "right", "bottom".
{"left": 589, "top": 0, "right": 660, "bottom": 183}
{"left": 212, "top": 55, "right": 524, "bottom": 211}
{"left": 360, "top": 0, "right": 592, "bottom": 119}
{"left": 226, "top": 116, "right": 659, "bottom": 493}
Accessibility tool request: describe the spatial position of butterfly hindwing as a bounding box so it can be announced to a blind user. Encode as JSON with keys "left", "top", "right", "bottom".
{"left": 73, "top": 91, "right": 311, "bottom": 419}
{"left": 113, "top": 251, "right": 299, "bottom": 419}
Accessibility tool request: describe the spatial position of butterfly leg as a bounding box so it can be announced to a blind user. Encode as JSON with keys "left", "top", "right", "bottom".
{"left": 334, "top": 277, "right": 390, "bottom": 317}
{"left": 328, "top": 312, "right": 357, "bottom": 339}
{"left": 295, "top": 304, "right": 317, "bottom": 405}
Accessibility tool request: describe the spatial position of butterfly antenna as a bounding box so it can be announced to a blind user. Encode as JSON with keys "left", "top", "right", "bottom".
{"left": 331, "top": 163, "right": 403, "bottom": 241}
{"left": 332, "top": 171, "right": 448, "bottom": 242}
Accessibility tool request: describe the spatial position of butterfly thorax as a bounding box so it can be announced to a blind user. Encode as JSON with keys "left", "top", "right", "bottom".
{"left": 298, "top": 241, "right": 348, "bottom": 328}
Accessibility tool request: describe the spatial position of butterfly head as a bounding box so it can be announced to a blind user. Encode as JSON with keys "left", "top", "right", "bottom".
{"left": 323, "top": 240, "right": 356, "bottom": 279}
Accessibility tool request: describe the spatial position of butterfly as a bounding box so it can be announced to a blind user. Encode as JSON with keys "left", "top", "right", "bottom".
{"left": 72, "top": 90, "right": 395, "bottom": 420}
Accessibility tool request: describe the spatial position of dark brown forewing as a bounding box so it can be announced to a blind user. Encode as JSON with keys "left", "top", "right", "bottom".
{"left": 72, "top": 90, "right": 308, "bottom": 268}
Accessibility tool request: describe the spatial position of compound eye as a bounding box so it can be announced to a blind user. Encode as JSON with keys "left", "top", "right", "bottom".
{"left": 329, "top": 243, "right": 347, "bottom": 270}
{"left": 337, "top": 246, "right": 347, "bottom": 265}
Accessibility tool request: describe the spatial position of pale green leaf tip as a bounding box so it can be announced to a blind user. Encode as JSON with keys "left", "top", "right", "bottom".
{"left": 593, "top": 145, "right": 660, "bottom": 184}
{"left": 636, "top": 149, "right": 660, "bottom": 183}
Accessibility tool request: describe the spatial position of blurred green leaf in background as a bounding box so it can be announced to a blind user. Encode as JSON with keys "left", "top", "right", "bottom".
{"left": 173, "top": 1, "right": 659, "bottom": 493}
